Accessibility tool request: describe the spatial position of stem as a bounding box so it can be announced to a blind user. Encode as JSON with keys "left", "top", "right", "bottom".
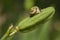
{"left": 0, "top": 24, "right": 13, "bottom": 40}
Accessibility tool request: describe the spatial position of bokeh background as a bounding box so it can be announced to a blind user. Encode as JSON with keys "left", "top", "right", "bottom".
{"left": 0, "top": 0, "right": 60, "bottom": 40}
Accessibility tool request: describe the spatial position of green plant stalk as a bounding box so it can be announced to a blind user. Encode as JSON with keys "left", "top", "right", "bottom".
{"left": 9, "top": 6, "right": 55, "bottom": 36}
{"left": 0, "top": 24, "right": 13, "bottom": 40}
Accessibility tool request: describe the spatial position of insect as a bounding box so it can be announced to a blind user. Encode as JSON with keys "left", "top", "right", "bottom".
{"left": 29, "top": 6, "right": 41, "bottom": 17}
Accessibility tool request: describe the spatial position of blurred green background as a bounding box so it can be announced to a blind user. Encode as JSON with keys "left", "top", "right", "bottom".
{"left": 0, "top": 0, "right": 60, "bottom": 40}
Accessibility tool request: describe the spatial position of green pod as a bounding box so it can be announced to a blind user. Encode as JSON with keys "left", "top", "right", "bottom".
{"left": 18, "top": 7, "right": 55, "bottom": 30}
